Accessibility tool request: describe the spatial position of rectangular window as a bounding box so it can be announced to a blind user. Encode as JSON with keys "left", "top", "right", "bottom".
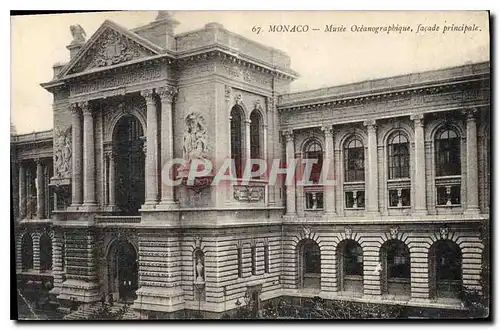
{"left": 237, "top": 247, "right": 243, "bottom": 278}
{"left": 264, "top": 245, "right": 269, "bottom": 273}
{"left": 251, "top": 245, "right": 257, "bottom": 275}
{"left": 345, "top": 191, "right": 365, "bottom": 209}
{"left": 437, "top": 185, "right": 461, "bottom": 206}
{"left": 388, "top": 188, "right": 411, "bottom": 207}
{"left": 305, "top": 192, "right": 324, "bottom": 210}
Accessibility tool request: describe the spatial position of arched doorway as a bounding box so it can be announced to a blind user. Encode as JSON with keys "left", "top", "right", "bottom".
{"left": 21, "top": 234, "right": 33, "bottom": 271}
{"left": 107, "top": 239, "right": 138, "bottom": 302}
{"left": 297, "top": 239, "right": 321, "bottom": 290}
{"left": 429, "top": 240, "right": 462, "bottom": 299}
{"left": 113, "top": 115, "right": 145, "bottom": 215}
{"left": 39, "top": 234, "right": 53, "bottom": 272}
{"left": 380, "top": 240, "right": 410, "bottom": 296}
{"left": 336, "top": 240, "right": 363, "bottom": 295}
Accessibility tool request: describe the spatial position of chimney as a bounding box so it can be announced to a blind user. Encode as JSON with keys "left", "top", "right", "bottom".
{"left": 66, "top": 24, "right": 87, "bottom": 59}
{"left": 150, "top": 11, "right": 180, "bottom": 50}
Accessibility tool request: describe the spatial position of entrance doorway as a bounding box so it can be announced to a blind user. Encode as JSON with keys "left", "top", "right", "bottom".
{"left": 107, "top": 239, "right": 138, "bottom": 302}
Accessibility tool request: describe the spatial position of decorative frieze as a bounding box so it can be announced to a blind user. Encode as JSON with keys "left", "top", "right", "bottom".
{"left": 233, "top": 185, "right": 265, "bottom": 202}
{"left": 70, "top": 65, "right": 162, "bottom": 96}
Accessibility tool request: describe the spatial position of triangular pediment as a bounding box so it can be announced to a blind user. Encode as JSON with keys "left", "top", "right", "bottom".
{"left": 59, "top": 20, "right": 162, "bottom": 77}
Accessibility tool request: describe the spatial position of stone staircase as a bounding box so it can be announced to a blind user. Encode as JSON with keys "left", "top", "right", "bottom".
{"left": 63, "top": 302, "right": 141, "bottom": 320}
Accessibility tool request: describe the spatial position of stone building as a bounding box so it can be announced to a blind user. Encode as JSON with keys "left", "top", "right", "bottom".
{"left": 12, "top": 12, "right": 490, "bottom": 318}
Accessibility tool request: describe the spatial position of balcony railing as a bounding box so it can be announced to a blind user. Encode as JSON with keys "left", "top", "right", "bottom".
{"left": 95, "top": 216, "right": 141, "bottom": 224}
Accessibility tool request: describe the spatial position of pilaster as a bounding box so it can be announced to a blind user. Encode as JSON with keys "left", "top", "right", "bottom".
{"left": 322, "top": 124, "right": 336, "bottom": 216}
{"left": 411, "top": 114, "right": 428, "bottom": 215}
{"left": 70, "top": 103, "right": 83, "bottom": 207}
{"left": 142, "top": 89, "right": 159, "bottom": 206}
{"left": 464, "top": 108, "right": 480, "bottom": 215}
{"left": 157, "top": 86, "right": 179, "bottom": 209}
{"left": 364, "top": 120, "right": 380, "bottom": 216}
{"left": 81, "top": 102, "right": 97, "bottom": 209}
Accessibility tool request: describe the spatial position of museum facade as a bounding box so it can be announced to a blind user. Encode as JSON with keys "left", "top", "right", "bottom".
{"left": 12, "top": 12, "right": 490, "bottom": 318}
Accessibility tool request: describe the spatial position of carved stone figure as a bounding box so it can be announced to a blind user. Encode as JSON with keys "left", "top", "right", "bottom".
{"left": 183, "top": 112, "right": 210, "bottom": 161}
{"left": 53, "top": 127, "right": 72, "bottom": 179}
{"left": 70, "top": 24, "right": 87, "bottom": 44}
{"left": 196, "top": 257, "right": 204, "bottom": 282}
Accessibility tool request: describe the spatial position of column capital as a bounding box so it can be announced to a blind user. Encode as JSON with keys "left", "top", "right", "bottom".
{"left": 105, "top": 150, "right": 115, "bottom": 160}
{"left": 410, "top": 113, "right": 424, "bottom": 126}
{"left": 158, "top": 86, "right": 178, "bottom": 102}
{"left": 35, "top": 158, "right": 42, "bottom": 165}
{"left": 463, "top": 108, "right": 478, "bottom": 121}
{"left": 282, "top": 129, "right": 294, "bottom": 142}
{"left": 244, "top": 119, "right": 251, "bottom": 125}
{"left": 321, "top": 124, "right": 334, "bottom": 136}
{"left": 79, "top": 101, "right": 92, "bottom": 116}
{"left": 141, "top": 89, "right": 155, "bottom": 104}
{"left": 69, "top": 103, "right": 80, "bottom": 115}
{"left": 363, "top": 119, "right": 377, "bottom": 130}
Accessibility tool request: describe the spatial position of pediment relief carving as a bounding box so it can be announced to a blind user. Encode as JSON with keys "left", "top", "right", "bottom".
{"left": 68, "top": 28, "right": 156, "bottom": 75}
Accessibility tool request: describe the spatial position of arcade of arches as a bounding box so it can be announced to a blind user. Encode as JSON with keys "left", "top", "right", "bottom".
{"left": 296, "top": 238, "right": 465, "bottom": 299}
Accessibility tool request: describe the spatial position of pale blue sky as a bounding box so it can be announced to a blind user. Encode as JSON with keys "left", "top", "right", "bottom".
{"left": 11, "top": 11, "right": 489, "bottom": 134}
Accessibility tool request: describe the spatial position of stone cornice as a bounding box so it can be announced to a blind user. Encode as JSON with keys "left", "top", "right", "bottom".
{"left": 278, "top": 62, "right": 489, "bottom": 111}
{"left": 41, "top": 47, "right": 297, "bottom": 94}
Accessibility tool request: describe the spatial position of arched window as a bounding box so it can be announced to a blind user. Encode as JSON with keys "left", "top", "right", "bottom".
{"left": 21, "top": 234, "right": 33, "bottom": 271}
{"left": 230, "top": 106, "right": 244, "bottom": 178}
{"left": 435, "top": 128, "right": 461, "bottom": 176}
{"left": 344, "top": 137, "right": 365, "bottom": 182}
{"left": 39, "top": 234, "right": 53, "bottom": 272}
{"left": 381, "top": 240, "right": 410, "bottom": 295}
{"left": 429, "top": 240, "right": 462, "bottom": 299}
{"left": 297, "top": 239, "right": 321, "bottom": 289}
{"left": 337, "top": 240, "right": 363, "bottom": 294}
{"left": 250, "top": 111, "right": 262, "bottom": 160}
{"left": 304, "top": 140, "right": 323, "bottom": 184}
{"left": 250, "top": 110, "right": 263, "bottom": 179}
{"left": 388, "top": 131, "right": 410, "bottom": 179}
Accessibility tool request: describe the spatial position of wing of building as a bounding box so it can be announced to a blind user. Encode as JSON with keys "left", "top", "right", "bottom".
{"left": 12, "top": 12, "right": 490, "bottom": 319}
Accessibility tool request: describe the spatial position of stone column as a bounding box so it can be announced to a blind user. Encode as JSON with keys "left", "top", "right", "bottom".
{"left": 322, "top": 124, "right": 336, "bottom": 215}
{"left": 266, "top": 97, "right": 276, "bottom": 206}
{"left": 33, "top": 233, "right": 40, "bottom": 272}
{"left": 81, "top": 102, "right": 97, "bottom": 207}
{"left": 108, "top": 151, "right": 116, "bottom": 207}
{"left": 50, "top": 230, "right": 63, "bottom": 295}
{"left": 283, "top": 129, "right": 296, "bottom": 215}
{"left": 158, "top": 86, "right": 178, "bottom": 208}
{"left": 142, "top": 89, "right": 159, "bottom": 206}
{"left": 244, "top": 119, "right": 252, "bottom": 173}
{"left": 18, "top": 162, "right": 26, "bottom": 219}
{"left": 36, "top": 159, "right": 45, "bottom": 219}
{"left": 464, "top": 108, "right": 480, "bottom": 214}
{"left": 364, "top": 120, "right": 379, "bottom": 215}
{"left": 70, "top": 103, "right": 83, "bottom": 207}
{"left": 411, "top": 114, "right": 427, "bottom": 215}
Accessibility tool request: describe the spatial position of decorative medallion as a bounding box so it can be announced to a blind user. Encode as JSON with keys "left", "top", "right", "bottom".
{"left": 345, "top": 226, "right": 353, "bottom": 239}
{"left": 439, "top": 227, "right": 449, "bottom": 240}
{"left": 389, "top": 226, "right": 399, "bottom": 240}
{"left": 194, "top": 236, "right": 202, "bottom": 249}
{"left": 303, "top": 226, "right": 311, "bottom": 238}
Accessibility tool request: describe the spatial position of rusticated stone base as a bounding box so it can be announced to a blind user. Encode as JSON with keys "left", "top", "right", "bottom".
{"left": 57, "top": 279, "right": 100, "bottom": 303}
{"left": 132, "top": 286, "right": 185, "bottom": 313}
